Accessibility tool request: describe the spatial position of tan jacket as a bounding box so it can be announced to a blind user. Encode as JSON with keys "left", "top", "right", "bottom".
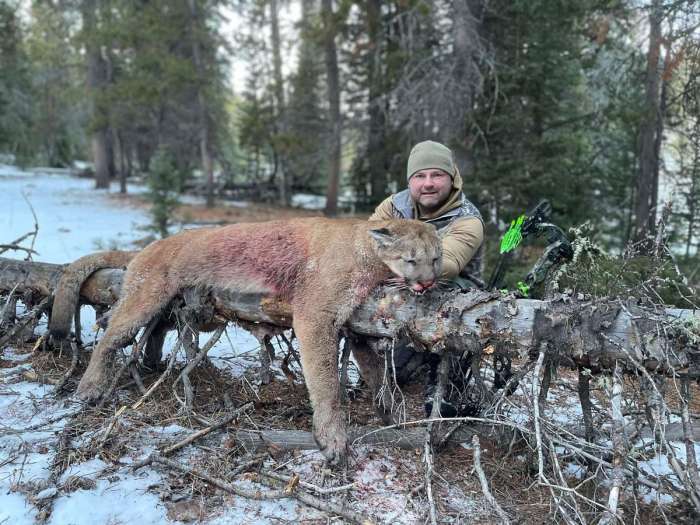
{"left": 370, "top": 183, "right": 484, "bottom": 279}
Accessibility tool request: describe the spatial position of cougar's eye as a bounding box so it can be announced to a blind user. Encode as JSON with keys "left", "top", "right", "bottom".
{"left": 432, "top": 258, "right": 439, "bottom": 264}
{"left": 404, "top": 258, "right": 416, "bottom": 266}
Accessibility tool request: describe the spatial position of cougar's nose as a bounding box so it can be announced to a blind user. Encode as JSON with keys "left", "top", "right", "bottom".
{"left": 411, "top": 280, "right": 435, "bottom": 293}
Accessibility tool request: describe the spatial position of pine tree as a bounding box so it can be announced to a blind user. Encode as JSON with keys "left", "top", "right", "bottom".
{"left": 286, "top": 0, "right": 328, "bottom": 194}
{"left": 0, "top": 1, "right": 35, "bottom": 163}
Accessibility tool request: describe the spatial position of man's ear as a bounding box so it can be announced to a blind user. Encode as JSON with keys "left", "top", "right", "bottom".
{"left": 369, "top": 227, "right": 396, "bottom": 248}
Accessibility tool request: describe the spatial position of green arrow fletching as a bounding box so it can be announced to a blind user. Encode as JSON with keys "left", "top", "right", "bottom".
{"left": 500, "top": 215, "right": 525, "bottom": 254}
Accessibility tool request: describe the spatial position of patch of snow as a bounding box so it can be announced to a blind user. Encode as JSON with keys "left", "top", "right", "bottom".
{"left": 208, "top": 479, "right": 323, "bottom": 524}
{"left": 0, "top": 491, "right": 38, "bottom": 525}
{"left": 563, "top": 463, "right": 586, "bottom": 479}
{"left": 48, "top": 469, "right": 170, "bottom": 525}
{"left": 0, "top": 166, "right": 150, "bottom": 263}
{"left": 221, "top": 200, "right": 250, "bottom": 208}
{"left": 150, "top": 424, "right": 190, "bottom": 436}
{"left": 1, "top": 347, "right": 34, "bottom": 362}
{"left": 291, "top": 193, "right": 326, "bottom": 210}
{"left": 58, "top": 458, "right": 110, "bottom": 484}
{"left": 0, "top": 452, "right": 52, "bottom": 486}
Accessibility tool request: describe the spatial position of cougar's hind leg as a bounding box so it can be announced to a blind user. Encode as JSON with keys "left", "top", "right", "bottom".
{"left": 293, "top": 313, "right": 347, "bottom": 466}
{"left": 77, "top": 278, "right": 178, "bottom": 402}
{"left": 143, "top": 319, "right": 168, "bottom": 372}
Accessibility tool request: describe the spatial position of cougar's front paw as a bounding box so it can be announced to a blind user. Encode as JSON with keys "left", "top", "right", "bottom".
{"left": 313, "top": 413, "right": 348, "bottom": 467}
{"left": 76, "top": 373, "right": 107, "bottom": 403}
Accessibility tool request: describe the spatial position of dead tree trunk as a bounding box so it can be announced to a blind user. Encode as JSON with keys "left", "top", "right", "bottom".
{"left": 1, "top": 257, "right": 698, "bottom": 379}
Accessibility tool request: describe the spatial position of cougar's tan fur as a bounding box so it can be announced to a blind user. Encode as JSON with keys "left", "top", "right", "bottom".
{"left": 49, "top": 251, "right": 137, "bottom": 339}
{"left": 75, "top": 217, "right": 442, "bottom": 465}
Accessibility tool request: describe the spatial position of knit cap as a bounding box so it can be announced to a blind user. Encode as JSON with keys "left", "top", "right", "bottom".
{"left": 406, "top": 140, "right": 456, "bottom": 181}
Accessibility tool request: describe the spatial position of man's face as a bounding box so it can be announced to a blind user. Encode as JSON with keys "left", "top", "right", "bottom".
{"left": 408, "top": 169, "right": 453, "bottom": 213}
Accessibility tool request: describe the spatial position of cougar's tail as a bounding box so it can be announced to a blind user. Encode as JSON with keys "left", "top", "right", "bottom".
{"left": 49, "top": 250, "right": 137, "bottom": 339}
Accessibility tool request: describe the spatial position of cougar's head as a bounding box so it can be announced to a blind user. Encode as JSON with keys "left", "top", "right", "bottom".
{"left": 369, "top": 221, "right": 442, "bottom": 294}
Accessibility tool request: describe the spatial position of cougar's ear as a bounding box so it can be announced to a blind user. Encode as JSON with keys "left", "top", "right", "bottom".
{"left": 369, "top": 227, "right": 396, "bottom": 248}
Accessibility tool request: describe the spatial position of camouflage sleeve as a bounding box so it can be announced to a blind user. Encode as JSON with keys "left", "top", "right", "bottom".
{"left": 440, "top": 217, "right": 484, "bottom": 279}
{"left": 369, "top": 196, "right": 395, "bottom": 221}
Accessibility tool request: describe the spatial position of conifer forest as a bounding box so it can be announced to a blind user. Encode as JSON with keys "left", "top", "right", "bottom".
{"left": 1, "top": 1, "right": 700, "bottom": 524}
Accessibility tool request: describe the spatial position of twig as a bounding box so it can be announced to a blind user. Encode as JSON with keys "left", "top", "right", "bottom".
{"left": 0, "top": 297, "right": 49, "bottom": 348}
{"left": 0, "top": 406, "right": 83, "bottom": 437}
{"left": 423, "top": 435, "right": 437, "bottom": 525}
{"left": 174, "top": 325, "right": 225, "bottom": 410}
{"left": 21, "top": 191, "right": 40, "bottom": 259}
{"left": 424, "top": 353, "right": 449, "bottom": 525}
{"left": 0, "top": 230, "right": 38, "bottom": 256}
{"left": 146, "top": 453, "right": 286, "bottom": 499}
{"left": 532, "top": 349, "right": 547, "bottom": 482}
{"left": 471, "top": 435, "right": 510, "bottom": 524}
{"left": 131, "top": 340, "right": 181, "bottom": 410}
{"left": 577, "top": 366, "right": 595, "bottom": 444}
{"left": 0, "top": 283, "right": 19, "bottom": 328}
{"left": 98, "top": 405, "right": 127, "bottom": 447}
{"left": 129, "top": 363, "right": 147, "bottom": 395}
{"left": 600, "top": 362, "right": 625, "bottom": 525}
{"left": 261, "top": 470, "right": 357, "bottom": 494}
{"left": 145, "top": 454, "right": 370, "bottom": 524}
{"left": 681, "top": 376, "right": 700, "bottom": 506}
{"left": 0, "top": 245, "right": 38, "bottom": 256}
{"left": 96, "top": 318, "right": 158, "bottom": 409}
{"left": 254, "top": 472, "right": 370, "bottom": 524}
{"left": 160, "top": 402, "right": 253, "bottom": 456}
{"left": 229, "top": 453, "right": 267, "bottom": 476}
{"left": 339, "top": 337, "right": 351, "bottom": 403}
{"left": 54, "top": 340, "right": 80, "bottom": 393}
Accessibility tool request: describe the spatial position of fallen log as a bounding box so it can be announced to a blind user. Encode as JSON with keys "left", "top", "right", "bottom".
{"left": 1, "top": 256, "right": 698, "bottom": 377}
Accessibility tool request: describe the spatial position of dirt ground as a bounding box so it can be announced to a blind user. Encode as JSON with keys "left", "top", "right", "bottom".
{"left": 3, "top": 338, "right": 693, "bottom": 524}
{"left": 107, "top": 192, "right": 367, "bottom": 225}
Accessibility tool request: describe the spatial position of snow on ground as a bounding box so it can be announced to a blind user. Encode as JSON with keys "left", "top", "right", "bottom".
{"left": 1, "top": 165, "right": 149, "bottom": 262}
{"left": 2, "top": 166, "right": 699, "bottom": 523}
{"left": 0, "top": 167, "right": 308, "bottom": 524}
{"left": 2, "top": 167, "right": 480, "bottom": 524}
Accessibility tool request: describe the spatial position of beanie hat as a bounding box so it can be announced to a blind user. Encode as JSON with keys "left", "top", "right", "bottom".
{"left": 406, "top": 140, "right": 456, "bottom": 181}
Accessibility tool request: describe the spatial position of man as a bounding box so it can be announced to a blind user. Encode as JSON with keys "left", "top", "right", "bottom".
{"left": 370, "top": 140, "right": 484, "bottom": 287}
{"left": 369, "top": 140, "right": 485, "bottom": 416}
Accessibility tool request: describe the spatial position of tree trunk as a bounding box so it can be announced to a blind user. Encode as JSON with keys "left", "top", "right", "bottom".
{"left": 82, "top": 0, "right": 110, "bottom": 190}
{"left": 270, "top": 0, "right": 288, "bottom": 206}
{"left": 365, "top": 0, "right": 387, "bottom": 203}
{"left": 322, "top": 0, "right": 341, "bottom": 217}
{"left": 634, "top": 0, "right": 663, "bottom": 242}
{"left": 1, "top": 257, "right": 698, "bottom": 378}
{"left": 187, "top": 0, "right": 215, "bottom": 208}
{"left": 116, "top": 130, "right": 127, "bottom": 194}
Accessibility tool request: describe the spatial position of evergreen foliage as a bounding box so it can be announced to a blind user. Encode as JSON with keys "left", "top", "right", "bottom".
{"left": 1, "top": 0, "right": 699, "bottom": 290}
{"left": 146, "top": 148, "right": 184, "bottom": 239}
{"left": 0, "top": 2, "right": 35, "bottom": 163}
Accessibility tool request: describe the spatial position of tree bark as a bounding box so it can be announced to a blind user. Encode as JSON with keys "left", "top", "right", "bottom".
{"left": 269, "top": 0, "right": 288, "bottom": 206}
{"left": 634, "top": 0, "right": 663, "bottom": 242}
{"left": 187, "top": 0, "right": 215, "bottom": 208}
{"left": 365, "top": 0, "right": 387, "bottom": 203}
{"left": 81, "top": 0, "right": 110, "bottom": 190}
{"left": 322, "top": 0, "right": 341, "bottom": 217}
{"left": 1, "top": 256, "right": 698, "bottom": 378}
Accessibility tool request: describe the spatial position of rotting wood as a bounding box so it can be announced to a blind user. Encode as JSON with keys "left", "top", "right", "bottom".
{"left": 233, "top": 424, "right": 487, "bottom": 451}
{"left": 1, "top": 256, "right": 699, "bottom": 378}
